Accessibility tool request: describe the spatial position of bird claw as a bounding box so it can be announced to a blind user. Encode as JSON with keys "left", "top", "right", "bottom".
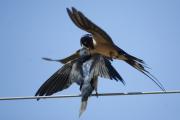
{"left": 95, "top": 91, "right": 99, "bottom": 98}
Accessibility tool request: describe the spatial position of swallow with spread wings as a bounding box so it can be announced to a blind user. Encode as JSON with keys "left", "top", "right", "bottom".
{"left": 36, "top": 48, "right": 125, "bottom": 117}
{"left": 65, "top": 7, "right": 165, "bottom": 91}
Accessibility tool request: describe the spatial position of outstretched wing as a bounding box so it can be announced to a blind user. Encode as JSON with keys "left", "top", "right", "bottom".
{"left": 67, "top": 7, "right": 114, "bottom": 45}
{"left": 90, "top": 54, "right": 125, "bottom": 85}
{"left": 35, "top": 63, "right": 73, "bottom": 99}
{"left": 42, "top": 51, "right": 80, "bottom": 64}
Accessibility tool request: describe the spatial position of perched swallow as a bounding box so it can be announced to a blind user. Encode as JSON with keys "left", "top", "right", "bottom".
{"left": 66, "top": 7, "right": 165, "bottom": 91}
{"left": 36, "top": 48, "right": 124, "bottom": 117}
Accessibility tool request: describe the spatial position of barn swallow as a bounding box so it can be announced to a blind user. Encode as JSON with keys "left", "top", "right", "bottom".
{"left": 66, "top": 7, "right": 165, "bottom": 91}
{"left": 36, "top": 48, "right": 124, "bottom": 117}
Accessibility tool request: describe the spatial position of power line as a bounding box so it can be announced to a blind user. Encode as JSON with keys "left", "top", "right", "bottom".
{"left": 0, "top": 90, "right": 180, "bottom": 101}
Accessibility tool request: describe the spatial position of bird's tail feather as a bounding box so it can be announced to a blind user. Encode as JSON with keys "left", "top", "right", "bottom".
{"left": 79, "top": 101, "right": 88, "bottom": 117}
{"left": 124, "top": 54, "right": 165, "bottom": 91}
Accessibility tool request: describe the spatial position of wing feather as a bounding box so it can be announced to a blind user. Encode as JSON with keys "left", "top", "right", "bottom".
{"left": 67, "top": 7, "right": 114, "bottom": 45}
{"left": 35, "top": 63, "right": 73, "bottom": 99}
{"left": 90, "top": 55, "right": 125, "bottom": 85}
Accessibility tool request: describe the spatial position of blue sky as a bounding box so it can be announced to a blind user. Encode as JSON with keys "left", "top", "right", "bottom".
{"left": 0, "top": 0, "right": 180, "bottom": 119}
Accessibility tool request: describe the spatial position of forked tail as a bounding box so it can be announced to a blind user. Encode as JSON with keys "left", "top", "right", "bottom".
{"left": 124, "top": 54, "right": 165, "bottom": 91}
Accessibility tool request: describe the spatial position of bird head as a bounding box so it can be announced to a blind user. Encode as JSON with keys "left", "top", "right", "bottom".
{"left": 80, "top": 34, "right": 94, "bottom": 49}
